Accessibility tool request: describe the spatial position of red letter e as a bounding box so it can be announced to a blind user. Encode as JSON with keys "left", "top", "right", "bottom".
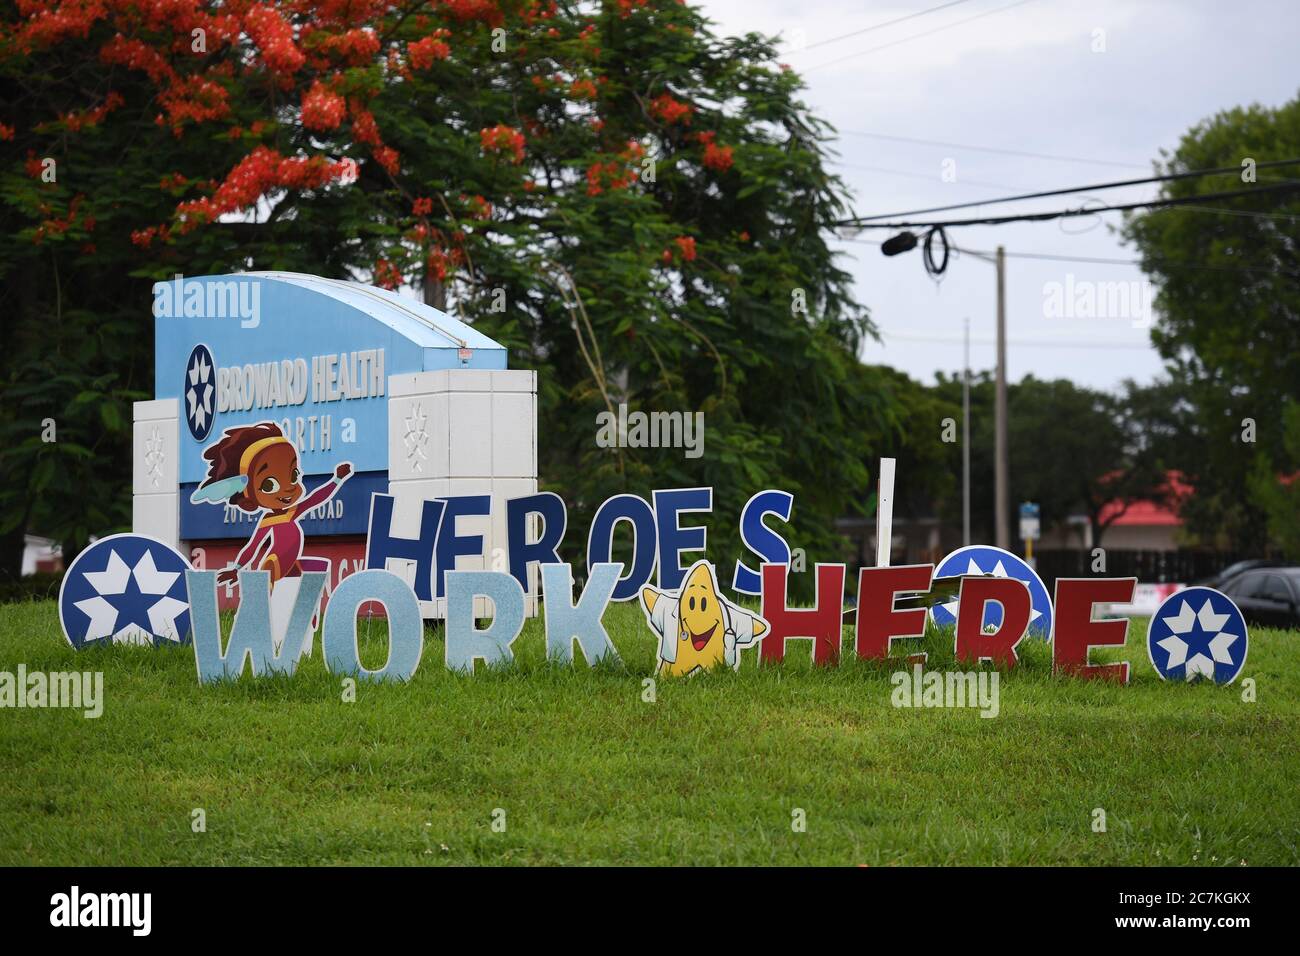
{"left": 1052, "top": 578, "right": 1136, "bottom": 683}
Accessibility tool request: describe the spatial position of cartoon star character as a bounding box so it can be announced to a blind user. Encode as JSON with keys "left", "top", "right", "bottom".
{"left": 640, "top": 559, "right": 769, "bottom": 676}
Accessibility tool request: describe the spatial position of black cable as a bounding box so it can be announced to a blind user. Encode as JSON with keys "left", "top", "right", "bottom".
{"left": 922, "top": 226, "right": 950, "bottom": 276}
{"left": 789, "top": 0, "right": 978, "bottom": 53}
{"left": 835, "top": 181, "right": 1300, "bottom": 230}
{"left": 844, "top": 237, "right": 1286, "bottom": 277}
{"left": 841, "top": 159, "right": 1300, "bottom": 225}
{"left": 841, "top": 130, "right": 1147, "bottom": 170}
{"left": 879, "top": 332, "right": 1154, "bottom": 351}
{"left": 806, "top": 0, "right": 1040, "bottom": 73}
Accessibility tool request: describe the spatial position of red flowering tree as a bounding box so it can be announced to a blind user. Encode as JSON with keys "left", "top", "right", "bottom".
{"left": 0, "top": 0, "right": 891, "bottom": 580}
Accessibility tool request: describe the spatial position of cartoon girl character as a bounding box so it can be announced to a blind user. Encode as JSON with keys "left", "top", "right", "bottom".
{"left": 190, "top": 422, "right": 352, "bottom": 591}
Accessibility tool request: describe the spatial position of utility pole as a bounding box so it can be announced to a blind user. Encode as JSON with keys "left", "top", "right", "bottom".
{"left": 878, "top": 231, "right": 1011, "bottom": 548}
{"left": 963, "top": 317, "right": 971, "bottom": 547}
{"left": 994, "top": 245, "right": 1009, "bottom": 550}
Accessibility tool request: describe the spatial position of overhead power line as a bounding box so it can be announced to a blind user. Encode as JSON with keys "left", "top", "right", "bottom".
{"left": 785, "top": 0, "right": 978, "bottom": 53}
{"left": 827, "top": 163, "right": 1300, "bottom": 209}
{"left": 832, "top": 160, "right": 1026, "bottom": 191}
{"left": 959, "top": 245, "right": 1280, "bottom": 276}
{"left": 839, "top": 130, "right": 1148, "bottom": 170}
{"left": 835, "top": 181, "right": 1300, "bottom": 230}
{"left": 968, "top": 248, "right": 1269, "bottom": 273}
{"left": 1175, "top": 203, "right": 1300, "bottom": 222}
{"left": 843, "top": 237, "right": 1284, "bottom": 277}
{"left": 878, "top": 332, "right": 1153, "bottom": 351}
{"left": 841, "top": 159, "right": 1300, "bottom": 224}
{"left": 806, "top": 0, "right": 1041, "bottom": 72}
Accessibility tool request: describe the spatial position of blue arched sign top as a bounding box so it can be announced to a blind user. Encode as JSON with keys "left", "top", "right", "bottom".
{"left": 153, "top": 272, "right": 508, "bottom": 539}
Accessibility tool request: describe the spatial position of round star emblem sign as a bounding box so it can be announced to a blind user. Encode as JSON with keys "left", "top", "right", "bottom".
{"left": 929, "top": 545, "right": 1053, "bottom": 639}
{"left": 1147, "top": 586, "right": 1248, "bottom": 684}
{"left": 184, "top": 342, "right": 216, "bottom": 441}
{"left": 58, "top": 534, "right": 193, "bottom": 649}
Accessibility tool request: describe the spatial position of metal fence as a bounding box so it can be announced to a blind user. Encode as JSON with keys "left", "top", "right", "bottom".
{"left": 1032, "top": 550, "right": 1279, "bottom": 591}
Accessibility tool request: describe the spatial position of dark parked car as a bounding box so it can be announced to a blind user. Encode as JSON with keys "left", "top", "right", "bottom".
{"left": 1196, "top": 559, "right": 1285, "bottom": 590}
{"left": 1220, "top": 567, "right": 1300, "bottom": 630}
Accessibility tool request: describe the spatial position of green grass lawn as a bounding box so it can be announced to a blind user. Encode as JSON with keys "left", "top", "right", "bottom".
{"left": 1, "top": 597, "right": 1297, "bottom": 866}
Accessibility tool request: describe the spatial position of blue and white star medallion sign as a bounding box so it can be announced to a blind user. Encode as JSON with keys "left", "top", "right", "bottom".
{"left": 184, "top": 342, "right": 216, "bottom": 441}
{"left": 1147, "top": 586, "right": 1248, "bottom": 684}
{"left": 929, "top": 545, "right": 1053, "bottom": 639}
{"left": 58, "top": 534, "right": 193, "bottom": 650}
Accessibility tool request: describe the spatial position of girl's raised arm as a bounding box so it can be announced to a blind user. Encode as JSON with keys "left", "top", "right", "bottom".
{"left": 298, "top": 462, "right": 353, "bottom": 512}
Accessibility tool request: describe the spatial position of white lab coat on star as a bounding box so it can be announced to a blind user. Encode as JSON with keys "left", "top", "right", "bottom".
{"left": 647, "top": 588, "right": 765, "bottom": 670}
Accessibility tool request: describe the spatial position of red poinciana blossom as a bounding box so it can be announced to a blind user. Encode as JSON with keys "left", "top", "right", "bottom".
{"left": 662, "top": 235, "right": 696, "bottom": 263}
{"left": 158, "top": 75, "right": 232, "bottom": 130}
{"left": 372, "top": 145, "right": 400, "bottom": 175}
{"left": 313, "top": 27, "right": 380, "bottom": 66}
{"left": 131, "top": 224, "right": 173, "bottom": 248}
{"left": 244, "top": 4, "right": 306, "bottom": 75}
{"left": 650, "top": 93, "right": 692, "bottom": 125}
{"left": 32, "top": 192, "right": 89, "bottom": 244}
{"left": 373, "top": 257, "right": 403, "bottom": 289}
{"left": 12, "top": 1, "right": 411, "bottom": 235}
{"left": 44, "top": 91, "right": 124, "bottom": 133}
{"left": 350, "top": 102, "right": 381, "bottom": 144}
{"left": 702, "top": 140, "right": 733, "bottom": 172}
{"left": 173, "top": 146, "right": 349, "bottom": 231}
{"left": 97, "top": 34, "right": 174, "bottom": 85}
{"left": 617, "top": 0, "right": 651, "bottom": 18}
{"left": 480, "top": 123, "right": 526, "bottom": 163}
{"left": 301, "top": 80, "right": 346, "bottom": 131}
{"left": 408, "top": 31, "right": 451, "bottom": 70}
{"left": 586, "top": 140, "right": 645, "bottom": 196}
{"left": 463, "top": 194, "right": 492, "bottom": 219}
{"left": 442, "top": 0, "right": 507, "bottom": 27}
{"left": 427, "top": 245, "right": 465, "bottom": 280}
{"left": 697, "top": 130, "right": 733, "bottom": 172}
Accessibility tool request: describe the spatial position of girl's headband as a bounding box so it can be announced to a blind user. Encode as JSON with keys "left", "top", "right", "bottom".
{"left": 238, "top": 436, "right": 290, "bottom": 476}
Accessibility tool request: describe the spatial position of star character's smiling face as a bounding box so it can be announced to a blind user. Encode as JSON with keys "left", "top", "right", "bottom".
{"left": 247, "top": 443, "right": 303, "bottom": 512}
{"left": 675, "top": 563, "right": 727, "bottom": 671}
{"left": 641, "top": 560, "right": 769, "bottom": 678}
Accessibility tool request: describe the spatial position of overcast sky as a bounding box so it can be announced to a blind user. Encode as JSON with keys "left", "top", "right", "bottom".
{"left": 699, "top": 0, "right": 1298, "bottom": 390}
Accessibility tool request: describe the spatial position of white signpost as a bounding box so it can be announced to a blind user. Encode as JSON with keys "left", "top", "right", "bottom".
{"left": 876, "top": 457, "right": 895, "bottom": 568}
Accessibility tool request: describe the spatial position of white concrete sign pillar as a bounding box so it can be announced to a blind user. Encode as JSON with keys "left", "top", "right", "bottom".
{"left": 132, "top": 398, "right": 181, "bottom": 550}
{"left": 386, "top": 370, "right": 539, "bottom": 618}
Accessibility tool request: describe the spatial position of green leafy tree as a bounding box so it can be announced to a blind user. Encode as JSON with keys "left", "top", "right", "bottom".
{"left": 1, "top": 0, "right": 892, "bottom": 579}
{"left": 1122, "top": 93, "right": 1300, "bottom": 549}
{"left": 927, "top": 373, "right": 1168, "bottom": 548}
{"left": 867, "top": 365, "right": 961, "bottom": 530}
{"left": 1007, "top": 377, "right": 1169, "bottom": 548}
{"left": 1249, "top": 401, "right": 1300, "bottom": 558}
